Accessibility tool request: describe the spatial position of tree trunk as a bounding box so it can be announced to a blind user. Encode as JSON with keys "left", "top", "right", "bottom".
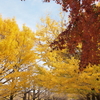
{"left": 32, "top": 89, "right": 35, "bottom": 100}
{"left": 86, "top": 94, "right": 90, "bottom": 100}
{"left": 96, "top": 94, "right": 100, "bottom": 100}
{"left": 91, "top": 93, "right": 95, "bottom": 100}
{"left": 28, "top": 92, "right": 30, "bottom": 100}
{"left": 10, "top": 94, "right": 13, "bottom": 100}
{"left": 37, "top": 88, "right": 40, "bottom": 100}
{"left": 23, "top": 92, "right": 27, "bottom": 100}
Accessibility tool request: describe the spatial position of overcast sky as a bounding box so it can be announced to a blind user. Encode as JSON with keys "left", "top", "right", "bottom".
{"left": 0, "top": 0, "right": 65, "bottom": 31}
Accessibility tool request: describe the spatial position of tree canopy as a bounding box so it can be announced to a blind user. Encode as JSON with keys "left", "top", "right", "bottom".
{"left": 1, "top": 1, "right": 100, "bottom": 99}
{"left": 43, "top": 0, "right": 100, "bottom": 71}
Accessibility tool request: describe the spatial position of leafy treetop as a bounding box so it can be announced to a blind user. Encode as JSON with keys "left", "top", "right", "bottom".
{"left": 43, "top": 0, "right": 100, "bottom": 71}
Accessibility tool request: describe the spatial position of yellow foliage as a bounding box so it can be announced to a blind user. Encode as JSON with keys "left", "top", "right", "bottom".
{"left": 35, "top": 14, "right": 100, "bottom": 96}
{"left": 0, "top": 16, "right": 38, "bottom": 99}
{"left": 96, "top": 2, "right": 100, "bottom": 7}
{"left": 1, "top": 12, "right": 100, "bottom": 99}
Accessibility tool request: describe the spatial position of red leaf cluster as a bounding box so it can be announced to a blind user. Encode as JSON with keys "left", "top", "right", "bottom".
{"left": 44, "top": 0, "right": 100, "bottom": 71}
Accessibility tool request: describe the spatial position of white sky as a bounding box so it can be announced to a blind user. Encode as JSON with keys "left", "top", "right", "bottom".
{"left": 0, "top": 0, "right": 64, "bottom": 31}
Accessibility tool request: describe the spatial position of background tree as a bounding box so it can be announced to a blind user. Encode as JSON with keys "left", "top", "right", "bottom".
{"left": 35, "top": 13, "right": 100, "bottom": 100}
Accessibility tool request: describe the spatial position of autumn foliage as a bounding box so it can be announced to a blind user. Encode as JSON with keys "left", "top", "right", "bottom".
{"left": 1, "top": 12, "right": 100, "bottom": 99}
{"left": 44, "top": 0, "right": 100, "bottom": 71}
{"left": 35, "top": 15, "right": 100, "bottom": 100}
{"left": 1, "top": 0, "right": 100, "bottom": 99}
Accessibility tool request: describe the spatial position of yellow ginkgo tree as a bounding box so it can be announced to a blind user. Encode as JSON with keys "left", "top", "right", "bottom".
{"left": 35, "top": 14, "right": 100, "bottom": 100}
{"left": 0, "top": 16, "right": 37, "bottom": 100}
